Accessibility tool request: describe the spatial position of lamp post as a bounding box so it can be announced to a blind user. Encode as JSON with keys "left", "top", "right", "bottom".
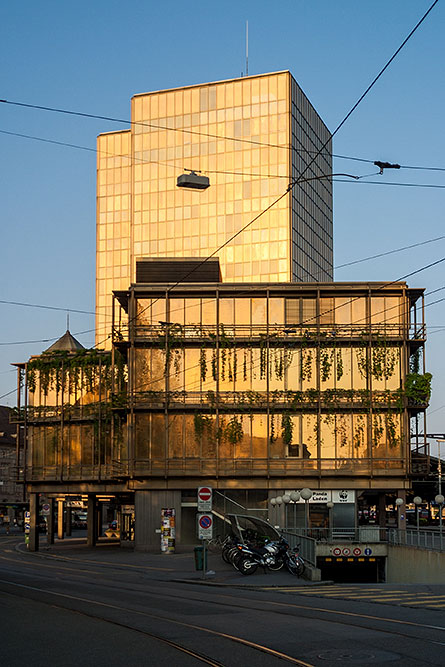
{"left": 290, "top": 491, "right": 300, "bottom": 531}
{"left": 395, "top": 497, "right": 404, "bottom": 535}
{"left": 300, "top": 488, "right": 313, "bottom": 535}
{"left": 282, "top": 494, "right": 291, "bottom": 530}
{"left": 276, "top": 496, "right": 283, "bottom": 528}
{"left": 435, "top": 494, "right": 444, "bottom": 550}
{"left": 413, "top": 496, "right": 422, "bottom": 542}
{"left": 326, "top": 500, "right": 334, "bottom": 540}
{"left": 270, "top": 497, "right": 276, "bottom": 524}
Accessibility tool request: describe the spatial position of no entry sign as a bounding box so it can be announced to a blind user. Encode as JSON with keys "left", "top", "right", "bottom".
{"left": 197, "top": 486, "right": 212, "bottom": 511}
{"left": 197, "top": 513, "right": 213, "bottom": 539}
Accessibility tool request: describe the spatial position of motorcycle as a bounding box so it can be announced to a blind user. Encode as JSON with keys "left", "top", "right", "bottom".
{"left": 233, "top": 536, "right": 290, "bottom": 575}
{"left": 234, "top": 537, "right": 305, "bottom": 576}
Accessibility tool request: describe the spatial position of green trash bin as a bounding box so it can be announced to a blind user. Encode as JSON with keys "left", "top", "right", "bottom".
{"left": 194, "top": 545, "right": 207, "bottom": 571}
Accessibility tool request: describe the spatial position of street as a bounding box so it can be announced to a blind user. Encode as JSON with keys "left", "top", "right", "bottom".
{"left": 0, "top": 534, "right": 444, "bottom": 666}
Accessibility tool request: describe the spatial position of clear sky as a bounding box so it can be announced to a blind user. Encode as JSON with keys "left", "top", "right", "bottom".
{"left": 1, "top": 1, "right": 444, "bottom": 442}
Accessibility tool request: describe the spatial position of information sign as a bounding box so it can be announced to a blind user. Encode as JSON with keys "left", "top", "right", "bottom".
{"left": 197, "top": 513, "right": 213, "bottom": 540}
{"left": 364, "top": 547, "right": 373, "bottom": 556}
{"left": 24, "top": 511, "right": 30, "bottom": 535}
{"left": 197, "top": 486, "right": 213, "bottom": 512}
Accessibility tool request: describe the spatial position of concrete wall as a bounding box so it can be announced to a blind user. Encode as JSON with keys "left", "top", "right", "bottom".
{"left": 134, "top": 490, "right": 181, "bottom": 552}
{"left": 387, "top": 546, "right": 445, "bottom": 583}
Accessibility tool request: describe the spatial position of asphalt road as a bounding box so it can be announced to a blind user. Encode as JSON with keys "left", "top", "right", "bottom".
{"left": 0, "top": 535, "right": 444, "bottom": 666}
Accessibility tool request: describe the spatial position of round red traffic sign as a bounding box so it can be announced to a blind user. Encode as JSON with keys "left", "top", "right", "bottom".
{"left": 342, "top": 547, "right": 351, "bottom": 556}
{"left": 199, "top": 515, "right": 213, "bottom": 529}
{"left": 198, "top": 487, "right": 212, "bottom": 501}
{"left": 332, "top": 547, "right": 341, "bottom": 556}
{"left": 353, "top": 547, "right": 362, "bottom": 556}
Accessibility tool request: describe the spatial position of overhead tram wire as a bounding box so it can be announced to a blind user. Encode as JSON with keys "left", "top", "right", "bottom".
{"left": 123, "top": 0, "right": 441, "bottom": 337}
{"left": 2, "top": 244, "right": 445, "bottom": 349}
{"left": 3, "top": 3, "right": 440, "bottom": 353}
{"left": 3, "top": 128, "right": 445, "bottom": 178}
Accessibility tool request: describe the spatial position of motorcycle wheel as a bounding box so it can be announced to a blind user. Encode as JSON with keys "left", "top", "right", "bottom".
{"left": 287, "top": 557, "right": 305, "bottom": 577}
{"left": 267, "top": 558, "right": 285, "bottom": 571}
{"left": 222, "top": 546, "right": 233, "bottom": 564}
{"left": 237, "top": 557, "right": 258, "bottom": 575}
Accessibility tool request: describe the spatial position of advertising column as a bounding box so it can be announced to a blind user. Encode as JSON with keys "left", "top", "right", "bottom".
{"left": 161, "top": 508, "right": 176, "bottom": 553}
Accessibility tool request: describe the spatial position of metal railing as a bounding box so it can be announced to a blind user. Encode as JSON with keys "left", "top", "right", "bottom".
{"left": 388, "top": 528, "right": 444, "bottom": 551}
{"left": 113, "top": 322, "right": 413, "bottom": 343}
{"left": 280, "top": 529, "right": 317, "bottom": 566}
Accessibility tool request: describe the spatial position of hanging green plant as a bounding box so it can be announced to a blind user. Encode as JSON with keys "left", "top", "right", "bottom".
{"left": 211, "top": 350, "right": 218, "bottom": 381}
{"left": 385, "top": 412, "right": 399, "bottom": 449}
{"left": 372, "top": 413, "right": 384, "bottom": 447}
{"left": 281, "top": 413, "right": 293, "bottom": 446}
{"left": 336, "top": 348, "right": 344, "bottom": 381}
{"left": 404, "top": 372, "right": 432, "bottom": 405}
{"left": 410, "top": 349, "right": 420, "bottom": 374}
{"left": 353, "top": 415, "right": 366, "bottom": 449}
{"left": 194, "top": 413, "right": 213, "bottom": 443}
{"left": 243, "top": 349, "right": 248, "bottom": 382}
{"left": 225, "top": 415, "right": 244, "bottom": 445}
{"left": 199, "top": 348, "right": 207, "bottom": 382}
{"left": 260, "top": 345, "right": 267, "bottom": 380}
{"left": 320, "top": 346, "right": 333, "bottom": 382}
{"left": 270, "top": 412, "right": 276, "bottom": 443}
{"left": 300, "top": 348, "right": 313, "bottom": 381}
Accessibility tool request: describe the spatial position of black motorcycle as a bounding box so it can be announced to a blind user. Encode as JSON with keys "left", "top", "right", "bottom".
{"left": 234, "top": 537, "right": 305, "bottom": 576}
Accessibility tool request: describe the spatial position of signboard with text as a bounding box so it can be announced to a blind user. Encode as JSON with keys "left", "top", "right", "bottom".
{"left": 197, "top": 487, "right": 213, "bottom": 512}
{"left": 197, "top": 513, "right": 213, "bottom": 540}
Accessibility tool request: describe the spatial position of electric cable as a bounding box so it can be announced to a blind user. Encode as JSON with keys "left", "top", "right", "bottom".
{"left": 3, "top": 127, "right": 445, "bottom": 179}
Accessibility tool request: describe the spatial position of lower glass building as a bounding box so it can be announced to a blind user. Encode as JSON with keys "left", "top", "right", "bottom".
{"left": 13, "top": 264, "right": 429, "bottom": 550}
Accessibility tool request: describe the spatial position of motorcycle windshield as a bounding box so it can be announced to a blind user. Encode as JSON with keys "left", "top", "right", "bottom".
{"left": 226, "top": 514, "right": 281, "bottom": 543}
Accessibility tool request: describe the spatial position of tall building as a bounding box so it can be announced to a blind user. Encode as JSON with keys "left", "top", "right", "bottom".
{"left": 96, "top": 71, "right": 332, "bottom": 344}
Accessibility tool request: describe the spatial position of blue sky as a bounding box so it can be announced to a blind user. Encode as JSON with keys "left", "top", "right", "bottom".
{"left": 1, "top": 1, "right": 444, "bottom": 440}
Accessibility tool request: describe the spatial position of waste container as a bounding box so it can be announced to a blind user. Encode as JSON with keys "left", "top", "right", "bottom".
{"left": 194, "top": 545, "right": 208, "bottom": 571}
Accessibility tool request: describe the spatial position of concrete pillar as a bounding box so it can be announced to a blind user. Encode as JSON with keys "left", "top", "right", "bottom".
{"left": 65, "top": 505, "right": 72, "bottom": 537}
{"left": 87, "top": 494, "right": 97, "bottom": 547}
{"left": 28, "top": 493, "right": 39, "bottom": 552}
{"left": 96, "top": 503, "right": 102, "bottom": 539}
{"left": 397, "top": 490, "right": 407, "bottom": 531}
{"left": 57, "top": 500, "right": 64, "bottom": 540}
{"left": 134, "top": 490, "right": 181, "bottom": 551}
{"left": 378, "top": 493, "right": 387, "bottom": 528}
{"left": 46, "top": 498, "right": 55, "bottom": 545}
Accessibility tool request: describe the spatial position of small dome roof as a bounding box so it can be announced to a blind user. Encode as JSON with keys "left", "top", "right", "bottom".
{"left": 44, "top": 330, "right": 85, "bottom": 353}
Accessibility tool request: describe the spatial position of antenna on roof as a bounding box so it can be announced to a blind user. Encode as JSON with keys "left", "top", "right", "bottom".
{"left": 66, "top": 311, "right": 70, "bottom": 331}
{"left": 246, "top": 20, "right": 249, "bottom": 76}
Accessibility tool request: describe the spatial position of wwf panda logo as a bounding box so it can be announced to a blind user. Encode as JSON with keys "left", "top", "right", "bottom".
{"left": 339, "top": 490, "right": 348, "bottom": 500}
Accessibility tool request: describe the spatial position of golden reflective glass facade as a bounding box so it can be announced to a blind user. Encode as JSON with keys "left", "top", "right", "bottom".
{"left": 96, "top": 72, "right": 332, "bottom": 345}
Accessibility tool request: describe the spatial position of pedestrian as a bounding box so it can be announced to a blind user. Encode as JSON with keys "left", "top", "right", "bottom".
{"left": 4, "top": 516, "right": 10, "bottom": 535}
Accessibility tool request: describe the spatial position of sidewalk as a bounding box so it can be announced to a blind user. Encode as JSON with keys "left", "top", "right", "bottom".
{"left": 14, "top": 535, "right": 320, "bottom": 588}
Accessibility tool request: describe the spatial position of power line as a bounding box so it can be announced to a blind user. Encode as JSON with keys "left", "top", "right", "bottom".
{"left": 335, "top": 178, "right": 445, "bottom": 189}
{"left": 335, "top": 236, "right": 445, "bottom": 271}
{"left": 3, "top": 127, "right": 445, "bottom": 178}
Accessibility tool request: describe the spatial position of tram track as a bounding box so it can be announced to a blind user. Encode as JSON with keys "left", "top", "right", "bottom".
{"left": 1, "top": 542, "right": 444, "bottom": 662}
{"left": 0, "top": 579, "right": 314, "bottom": 666}
{"left": 0, "top": 553, "right": 444, "bottom": 654}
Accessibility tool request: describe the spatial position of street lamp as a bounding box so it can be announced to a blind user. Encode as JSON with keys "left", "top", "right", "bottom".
{"left": 300, "top": 488, "right": 313, "bottom": 535}
{"left": 435, "top": 493, "right": 444, "bottom": 549}
{"left": 282, "top": 494, "right": 291, "bottom": 530}
{"left": 413, "top": 496, "right": 422, "bottom": 540}
{"left": 395, "top": 497, "right": 404, "bottom": 533}
{"left": 290, "top": 491, "right": 300, "bottom": 530}
{"left": 270, "top": 497, "right": 276, "bottom": 523}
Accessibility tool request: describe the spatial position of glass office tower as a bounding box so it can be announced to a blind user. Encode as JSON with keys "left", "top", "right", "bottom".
{"left": 96, "top": 71, "right": 332, "bottom": 344}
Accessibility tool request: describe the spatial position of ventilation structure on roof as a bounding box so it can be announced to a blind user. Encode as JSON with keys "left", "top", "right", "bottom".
{"left": 135, "top": 258, "right": 221, "bottom": 284}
